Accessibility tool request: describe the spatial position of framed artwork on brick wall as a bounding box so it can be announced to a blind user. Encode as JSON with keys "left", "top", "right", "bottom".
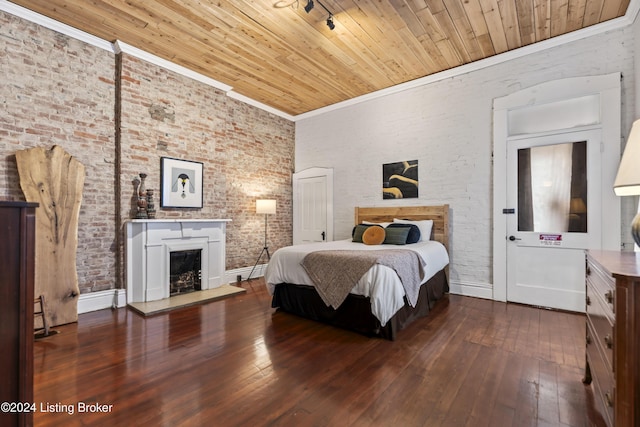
{"left": 160, "top": 157, "right": 203, "bottom": 208}
{"left": 383, "top": 160, "right": 418, "bottom": 199}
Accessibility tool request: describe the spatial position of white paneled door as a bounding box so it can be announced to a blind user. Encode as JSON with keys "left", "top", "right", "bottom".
{"left": 297, "top": 175, "right": 327, "bottom": 243}
{"left": 293, "top": 168, "right": 333, "bottom": 245}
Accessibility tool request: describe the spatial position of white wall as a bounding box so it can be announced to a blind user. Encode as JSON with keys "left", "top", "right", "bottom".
{"left": 295, "top": 25, "right": 636, "bottom": 297}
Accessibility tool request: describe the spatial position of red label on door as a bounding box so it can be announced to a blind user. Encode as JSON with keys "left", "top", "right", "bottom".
{"left": 539, "top": 234, "right": 562, "bottom": 246}
{"left": 539, "top": 234, "right": 562, "bottom": 241}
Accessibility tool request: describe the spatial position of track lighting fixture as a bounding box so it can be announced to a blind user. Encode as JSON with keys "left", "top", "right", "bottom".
{"left": 326, "top": 14, "right": 335, "bottom": 30}
{"left": 317, "top": 1, "right": 336, "bottom": 31}
{"left": 304, "top": 0, "right": 314, "bottom": 13}
{"left": 289, "top": 0, "right": 335, "bottom": 30}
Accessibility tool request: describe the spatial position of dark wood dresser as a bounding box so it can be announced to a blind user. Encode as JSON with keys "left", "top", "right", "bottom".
{"left": 584, "top": 250, "right": 640, "bottom": 427}
{"left": 0, "top": 201, "right": 37, "bottom": 427}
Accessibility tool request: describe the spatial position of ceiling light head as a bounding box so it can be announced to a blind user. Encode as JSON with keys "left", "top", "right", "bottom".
{"left": 326, "top": 14, "right": 335, "bottom": 30}
{"left": 304, "top": 0, "right": 314, "bottom": 13}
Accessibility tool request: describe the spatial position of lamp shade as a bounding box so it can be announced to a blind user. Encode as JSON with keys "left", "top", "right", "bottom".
{"left": 256, "top": 199, "right": 276, "bottom": 215}
{"left": 614, "top": 119, "right": 640, "bottom": 196}
{"left": 570, "top": 197, "right": 587, "bottom": 214}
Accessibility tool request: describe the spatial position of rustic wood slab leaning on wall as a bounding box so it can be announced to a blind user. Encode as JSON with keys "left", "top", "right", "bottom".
{"left": 15, "top": 145, "right": 85, "bottom": 327}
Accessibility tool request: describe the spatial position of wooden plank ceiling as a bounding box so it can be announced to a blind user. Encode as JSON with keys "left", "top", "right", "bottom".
{"left": 9, "top": 0, "right": 630, "bottom": 116}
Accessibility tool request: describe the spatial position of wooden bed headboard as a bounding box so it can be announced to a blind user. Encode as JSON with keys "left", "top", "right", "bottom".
{"left": 354, "top": 205, "right": 450, "bottom": 252}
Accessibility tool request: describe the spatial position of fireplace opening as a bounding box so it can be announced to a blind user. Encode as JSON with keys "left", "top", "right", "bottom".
{"left": 169, "top": 249, "right": 202, "bottom": 296}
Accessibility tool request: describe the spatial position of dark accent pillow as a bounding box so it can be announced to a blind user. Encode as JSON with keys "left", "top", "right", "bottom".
{"left": 386, "top": 223, "right": 421, "bottom": 244}
{"left": 352, "top": 224, "right": 371, "bottom": 242}
{"left": 383, "top": 226, "right": 411, "bottom": 245}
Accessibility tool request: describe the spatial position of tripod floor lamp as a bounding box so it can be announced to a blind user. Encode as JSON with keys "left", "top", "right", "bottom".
{"left": 248, "top": 199, "right": 276, "bottom": 280}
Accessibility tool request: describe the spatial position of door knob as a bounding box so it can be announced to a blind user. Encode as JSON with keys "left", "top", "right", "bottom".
{"left": 508, "top": 235, "right": 521, "bottom": 241}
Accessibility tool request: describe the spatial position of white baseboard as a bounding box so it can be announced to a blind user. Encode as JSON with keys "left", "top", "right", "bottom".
{"left": 78, "top": 289, "right": 127, "bottom": 314}
{"left": 225, "top": 264, "right": 268, "bottom": 284}
{"left": 448, "top": 279, "right": 493, "bottom": 300}
{"left": 78, "top": 266, "right": 269, "bottom": 314}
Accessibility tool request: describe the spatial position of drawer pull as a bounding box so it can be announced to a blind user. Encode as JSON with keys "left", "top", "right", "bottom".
{"left": 604, "top": 334, "right": 613, "bottom": 349}
{"left": 586, "top": 333, "right": 592, "bottom": 345}
{"left": 586, "top": 295, "right": 591, "bottom": 306}
{"left": 605, "top": 290, "right": 613, "bottom": 304}
{"left": 605, "top": 391, "right": 614, "bottom": 407}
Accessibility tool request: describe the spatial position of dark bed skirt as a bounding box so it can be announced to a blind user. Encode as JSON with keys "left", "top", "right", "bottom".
{"left": 271, "top": 269, "right": 449, "bottom": 340}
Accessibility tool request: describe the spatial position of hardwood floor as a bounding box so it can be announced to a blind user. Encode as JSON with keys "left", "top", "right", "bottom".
{"left": 34, "top": 279, "right": 605, "bottom": 426}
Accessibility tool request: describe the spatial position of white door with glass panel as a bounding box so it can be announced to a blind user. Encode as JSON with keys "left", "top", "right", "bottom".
{"left": 506, "top": 129, "right": 602, "bottom": 312}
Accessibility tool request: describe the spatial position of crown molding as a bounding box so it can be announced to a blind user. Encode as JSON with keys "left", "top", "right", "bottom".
{"left": 0, "top": 0, "right": 293, "bottom": 120}
{"left": 113, "top": 41, "right": 233, "bottom": 93}
{"left": 295, "top": 1, "right": 640, "bottom": 121}
{"left": 113, "top": 41, "right": 296, "bottom": 120}
{"left": 0, "top": 0, "right": 112, "bottom": 51}
{"left": 226, "top": 91, "right": 295, "bottom": 121}
{"left": 2, "top": 0, "right": 639, "bottom": 122}
{"left": 114, "top": 41, "right": 295, "bottom": 120}
{"left": 114, "top": 41, "right": 294, "bottom": 120}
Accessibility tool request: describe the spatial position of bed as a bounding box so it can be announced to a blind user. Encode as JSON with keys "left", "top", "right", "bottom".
{"left": 265, "top": 205, "right": 450, "bottom": 340}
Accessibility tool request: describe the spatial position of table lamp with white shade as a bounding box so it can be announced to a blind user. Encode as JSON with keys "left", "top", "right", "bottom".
{"left": 614, "top": 119, "right": 640, "bottom": 248}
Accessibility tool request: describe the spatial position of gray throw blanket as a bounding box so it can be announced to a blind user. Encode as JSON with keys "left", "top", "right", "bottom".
{"left": 301, "top": 249, "right": 426, "bottom": 309}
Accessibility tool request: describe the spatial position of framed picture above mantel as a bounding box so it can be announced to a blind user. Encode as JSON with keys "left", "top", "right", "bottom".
{"left": 160, "top": 157, "right": 203, "bottom": 208}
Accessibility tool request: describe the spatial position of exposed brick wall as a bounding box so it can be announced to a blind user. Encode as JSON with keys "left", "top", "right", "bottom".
{"left": 0, "top": 11, "right": 295, "bottom": 294}
{"left": 118, "top": 54, "right": 294, "bottom": 271}
{"left": 0, "top": 11, "right": 117, "bottom": 294}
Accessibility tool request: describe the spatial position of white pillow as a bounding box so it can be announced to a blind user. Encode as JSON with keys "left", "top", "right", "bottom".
{"left": 393, "top": 218, "right": 433, "bottom": 241}
{"left": 362, "top": 220, "right": 392, "bottom": 228}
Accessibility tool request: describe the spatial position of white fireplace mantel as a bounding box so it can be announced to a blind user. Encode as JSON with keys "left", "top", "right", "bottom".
{"left": 125, "top": 219, "right": 231, "bottom": 304}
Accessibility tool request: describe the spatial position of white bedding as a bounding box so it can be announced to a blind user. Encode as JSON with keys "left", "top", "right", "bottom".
{"left": 265, "top": 239, "right": 449, "bottom": 326}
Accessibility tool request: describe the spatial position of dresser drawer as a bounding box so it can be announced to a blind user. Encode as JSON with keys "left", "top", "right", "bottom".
{"left": 586, "top": 282, "right": 614, "bottom": 370}
{"left": 586, "top": 321, "right": 614, "bottom": 427}
{"left": 586, "top": 255, "right": 615, "bottom": 314}
{"left": 585, "top": 250, "right": 640, "bottom": 427}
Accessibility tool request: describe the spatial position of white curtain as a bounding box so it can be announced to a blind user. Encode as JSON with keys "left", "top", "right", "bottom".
{"left": 530, "top": 143, "right": 572, "bottom": 232}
